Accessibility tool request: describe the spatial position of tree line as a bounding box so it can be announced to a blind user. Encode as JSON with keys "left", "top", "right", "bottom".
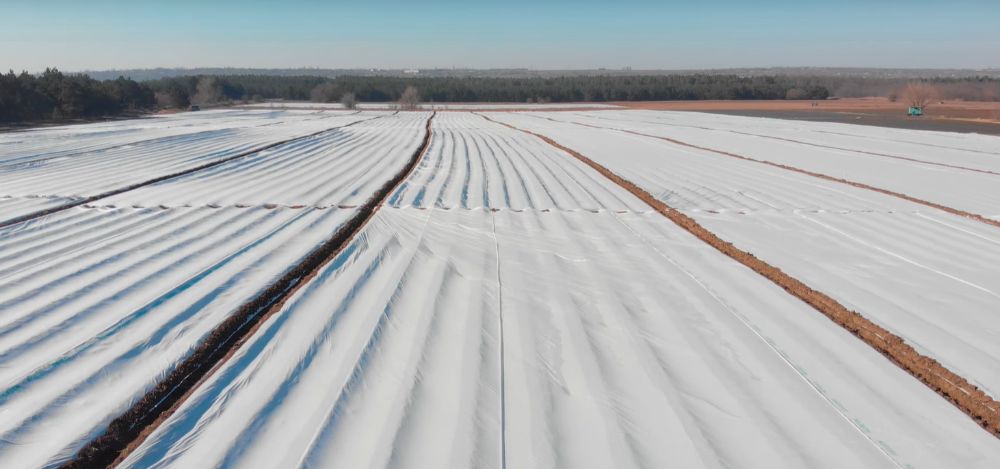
{"left": 148, "top": 74, "right": 833, "bottom": 105}
{"left": 1, "top": 68, "right": 154, "bottom": 123}
{"left": 3, "top": 69, "right": 998, "bottom": 124}
{"left": 828, "top": 76, "right": 1000, "bottom": 102}
{"left": 152, "top": 74, "right": 999, "bottom": 104}
{"left": 145, "top": 75, "right": 328, "bottom": 108}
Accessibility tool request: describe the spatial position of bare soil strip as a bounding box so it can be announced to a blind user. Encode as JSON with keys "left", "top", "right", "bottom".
{"left": 62, "top": 113, "right": 435, "bottom": 468}
{"left": 0, "top": 112, "right": 390, "bottom": 230}
{"left": 539, "top": 116, "right": 1000, "bottom": 229}
{"left": 481, "top": 114, "right": 1000, "bottom": 439}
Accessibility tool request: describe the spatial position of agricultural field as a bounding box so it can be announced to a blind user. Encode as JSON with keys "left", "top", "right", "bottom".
{"left": 0, "top": 107, "right": 998, "bottom": 468}
{"left": 241, "top": 102, "right": 622, "bottom": 111}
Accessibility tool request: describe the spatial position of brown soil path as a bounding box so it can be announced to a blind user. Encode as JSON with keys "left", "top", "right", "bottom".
{"left": 63, "top": 113, "right": 436, "bottom": 468}
{"left": 481, "top": 113, "right": 1000, "bottom": 439}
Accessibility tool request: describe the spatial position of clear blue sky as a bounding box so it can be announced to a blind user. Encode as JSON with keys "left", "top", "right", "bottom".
{"left": 2, "top": 0, "right": 998, "bottom": 72}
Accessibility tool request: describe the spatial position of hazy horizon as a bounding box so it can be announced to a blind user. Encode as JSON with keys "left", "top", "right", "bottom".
{"left": 71, "top": 66, "right": 1000, "bottom": 74}
{"left": 3, "top": 0, "right": 999, "bottom": 72}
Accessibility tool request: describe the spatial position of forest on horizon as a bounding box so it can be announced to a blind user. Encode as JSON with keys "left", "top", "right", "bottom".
{"left": 3, "top": 68, "right": 999, "bottom": 123}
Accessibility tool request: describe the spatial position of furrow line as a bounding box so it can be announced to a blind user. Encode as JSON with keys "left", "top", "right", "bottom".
{"left": 482, "top": 113, "right": 1000, "bottom": 439}
{"left": 62, "top": 112, "right": 435, "bottom": 468}
{"left": 0, "top": 112, "right": 390, "bottom": 229}
{"left": 489, "top": 211, "right": 507, "bottom": 469}
{"left": 539, "top": 115, "right": 1000, "bottom": 229}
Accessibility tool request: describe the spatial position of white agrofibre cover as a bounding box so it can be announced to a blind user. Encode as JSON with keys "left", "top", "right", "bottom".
{"left": 126, "top": 207, "right": 1000, "bottom": 469}
{"left": 124, "top": 113, "right": 1000, "bottom": 468}
{"left": 486, "top": 111, "right": 1000, "bottom": 400}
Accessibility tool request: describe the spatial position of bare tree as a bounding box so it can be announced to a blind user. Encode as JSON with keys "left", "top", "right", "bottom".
{"left": 154, "top": 91, "right": 180, "bottom": 109}
{"left": 901, "top": 82, "right": 938, "bottom": 108}
{"left": 340, "top": 92, "right": 358, "bottom": 110}
{"left": 398, "top": 86, "right": 420, "bottom": 110}
{"left": 191, "top": 77, "right": 224, "bottom": 105}
{"left": 310, "top": 83, "right": 339, "bottom": 103}
{"left": 784, "top": 88, "right": 806, "bottom": 100}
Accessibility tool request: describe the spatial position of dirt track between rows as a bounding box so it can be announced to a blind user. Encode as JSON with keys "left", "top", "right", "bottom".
{"left": 63, "top": 112, "right": 436, "bottom": 468}
{"left": 538, "top": 115, "right": 1000, "bottom": 229}
{"left": 481, "top": 113, "right": 1000, "bottom": 440}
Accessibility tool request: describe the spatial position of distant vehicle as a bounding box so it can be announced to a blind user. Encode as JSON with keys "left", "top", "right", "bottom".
{"left": 908, "top": 106, "right": 923, "bottom": 117}
{"left": 189, "top": 105, "right": 201, "bottom": 111}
